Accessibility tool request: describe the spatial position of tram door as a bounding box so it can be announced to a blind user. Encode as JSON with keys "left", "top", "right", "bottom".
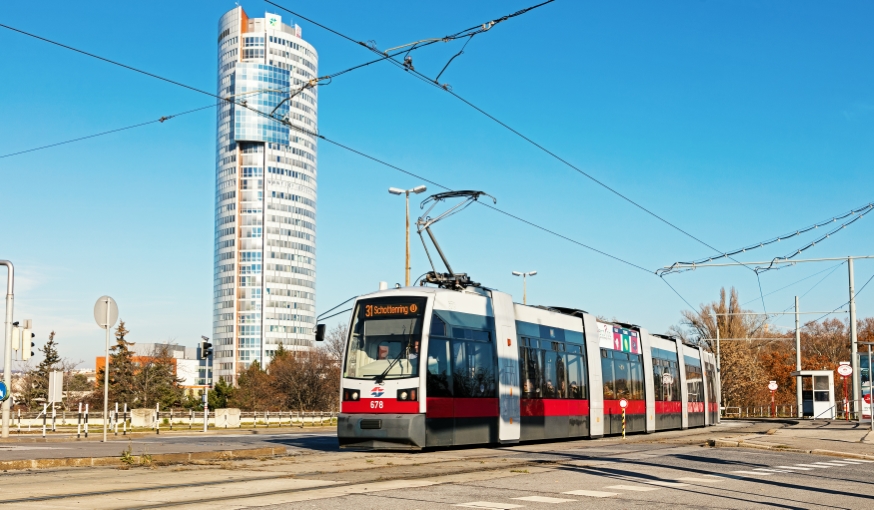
{"left": 492, "top": 291, "right": 521, "bottom": 443}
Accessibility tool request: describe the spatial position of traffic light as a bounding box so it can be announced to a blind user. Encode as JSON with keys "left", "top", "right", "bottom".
{"left": 200, "top": 336, "right": 213, "bottom": 359}
{"left": 21, "top": 320, "right": 34, "bottom": 361}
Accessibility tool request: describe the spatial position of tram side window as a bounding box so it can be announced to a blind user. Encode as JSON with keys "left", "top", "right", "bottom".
{"left": 602, "top": 350, "right": 644, "bottom": 400}
{"left": 427, "top": 336, "right": 453, "bottom": 398}
{"left": 653, "top": 356, "right": 680, "bottom": 401}
{"left": 542, "top": 342, "right": 567, "bottom": 398}
{"left": 685, "top": 360, "right": 705, "bottom": 403}
{"left": 705, "top": 362, "right": 717, "bottom": 403}
{"left": 566, "top": 345, "right": 588, "bottom": 399}
{"left": 520, "top": 338, "right": 541, "bottom": 399}
{"left": 451, "top": 329, "right": 496, "bottom": 398}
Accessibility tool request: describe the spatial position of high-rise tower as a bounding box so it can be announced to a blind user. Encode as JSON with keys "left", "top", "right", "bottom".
{"left": 214, "top": 7, "right": 318, "bottom": 383}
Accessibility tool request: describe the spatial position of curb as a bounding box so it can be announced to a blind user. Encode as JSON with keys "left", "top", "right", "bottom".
{"left": 708, "top": 438, "right": 874, "bottom": 461}
{"left": 0, "top": 446, "right": 287, "bottom": 472}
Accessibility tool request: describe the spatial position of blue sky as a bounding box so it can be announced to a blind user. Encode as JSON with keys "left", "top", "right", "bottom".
{"left": 1, "top": 1, "right": 873, "bottom": 368}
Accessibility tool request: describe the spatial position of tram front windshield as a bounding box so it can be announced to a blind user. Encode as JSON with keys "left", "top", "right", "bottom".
{"left": 344, "top": 297, "right": 426, "bottom": 380}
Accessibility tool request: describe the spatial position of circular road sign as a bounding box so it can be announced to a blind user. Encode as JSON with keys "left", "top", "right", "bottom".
{"left": 768, "top": 381, "right": 778, "bottom": 391}
{"left": 619, "top": 398, "right": 628, "bottom": 409}
{"left": 94, "top": 296, "right": 119, "bottom": 330}
{"left": 662, "top": 373, "right": 674, "bottom": 385}
{"left": 837, "top": 364, "right": 853, "bottom": 377}
{"left": 0, "top": 381, "right": 8, "bottom": 402}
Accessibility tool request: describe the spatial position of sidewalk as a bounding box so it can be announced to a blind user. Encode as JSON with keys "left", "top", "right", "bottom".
{"left": 712, "top": 419, "right": 874, "bottom": 459}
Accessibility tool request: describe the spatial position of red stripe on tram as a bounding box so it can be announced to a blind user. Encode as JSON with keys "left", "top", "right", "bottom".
{"left": 341, "top": 399, "right": 419, "bottom": 414}
{"left": 655, "top": 401, "right": 682, "bottom": 414}
{"left": 687, "top": 402, "right": 705, "bottom": 413}
{"left": 425, "top": 398, "right": 499, "bottom": 419}
{"left": 520, "top": 399, "right": 590, "bottom": 417}
{"left": 604, "top": 399, "right": 645, "bottom": 414}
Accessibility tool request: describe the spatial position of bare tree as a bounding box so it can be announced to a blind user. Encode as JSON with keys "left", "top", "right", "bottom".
{"left": 322, "top": 323, "right": 348, "bottom": 362}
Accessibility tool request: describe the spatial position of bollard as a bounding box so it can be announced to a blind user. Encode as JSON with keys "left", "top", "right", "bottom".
{"left": 123, "top": 403, "right": 128, "bottom": 436}
{"left": 189, "top": 409, "right": 194, "bottom": 430}
{"left": 42, "top": 404, "right": 47, "bottom": 438}
{"left": 267, "top": 410, "right": 270, "bottom": 428}
{"left": 84, "top": 403, "right": 89, "bottom": 438}
{"left": 52, "top": 404, "right": 56, "bottom": 432}
{"left": 155, "top": 404, "right": 160, "bottom": 435}
{"left": 170, "top": 408, "right": 174, "bottom": 430}
{"left": 77, "top": 403, "right": 82, "bottom": 438}
{"left": 114, "top": 403, "right": 119, "bottom": 435}
{"left": 17, "top": 409, "right": 21, "bottom": 434}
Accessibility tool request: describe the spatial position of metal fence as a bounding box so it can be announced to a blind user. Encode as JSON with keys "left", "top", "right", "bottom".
{"left": 8, "top": 405, "right": 338, "bottom": 437}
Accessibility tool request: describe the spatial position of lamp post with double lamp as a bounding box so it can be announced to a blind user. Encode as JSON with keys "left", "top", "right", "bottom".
{"left": 512, "top": 271, "right": 537, "bottom": 305}
{"left": 388, "top": 185, "right": 427, "bottom": 287}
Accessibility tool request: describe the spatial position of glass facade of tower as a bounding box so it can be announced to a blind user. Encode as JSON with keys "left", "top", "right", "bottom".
{"left": 214, "top": 7, "right": 318, "bottom": 383}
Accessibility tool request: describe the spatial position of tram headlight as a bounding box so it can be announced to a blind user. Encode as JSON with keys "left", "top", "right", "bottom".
{"left": 397, "top": 388, "right": 418, "bottom": 401}
{"left": 343, "top": 389, "right": 360, "bottom": 401}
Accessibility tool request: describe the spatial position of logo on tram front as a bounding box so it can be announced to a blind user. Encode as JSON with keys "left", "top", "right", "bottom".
{"left": 371, "top": 386, "right": 385, "bottom": 398}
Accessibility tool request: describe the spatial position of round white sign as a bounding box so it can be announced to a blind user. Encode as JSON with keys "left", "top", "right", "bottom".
{"left": 662, "top": 373, "right": 674, "bottom": 385}
{"left": 93, "top": 296, "right": 119, "bottom": 330}
{"left": 768, "top": 381, "right": 778, "bottom": 391}
{"left": 837, "top": 364, "right": 853, "bottom": 377}
{"left": 619, "top": 398, "right": 628, "bottom": 409}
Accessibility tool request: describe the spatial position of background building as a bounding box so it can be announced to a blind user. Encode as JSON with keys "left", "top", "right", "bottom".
{"left": 96, "top": 342, "right": 212, "bottom": 390}
{"left": 214, "top": 8, "right": 319, "bottom": 383}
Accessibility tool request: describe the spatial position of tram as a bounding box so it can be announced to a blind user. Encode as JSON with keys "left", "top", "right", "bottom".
{"left": 335, "top": 284, "right": 719, "bottom": 450}
{"left": 334, "top": 190, "right": 719, "bottom": 450}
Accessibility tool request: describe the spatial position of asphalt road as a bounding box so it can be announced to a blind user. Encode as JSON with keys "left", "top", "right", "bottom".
{"left": 1, "top": 422, "right": 871, "bottom": 509}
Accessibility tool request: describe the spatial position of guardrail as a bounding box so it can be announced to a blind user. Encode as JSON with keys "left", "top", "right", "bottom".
{"left": 7, "top": 407, "right": 338, "bottom": 437}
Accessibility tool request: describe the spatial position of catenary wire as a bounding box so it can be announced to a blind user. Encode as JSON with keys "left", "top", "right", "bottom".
{"left": 265, "top": 1, "right": 753, "bottom": 274}
{"left": 1, "top": 15, "right": 702, "bottom": 315}
{"left": 0, "top": 104, "right": 217, "bottom": 159}
{"left": 739, "top": 261, "right": 845, "bottom": 307}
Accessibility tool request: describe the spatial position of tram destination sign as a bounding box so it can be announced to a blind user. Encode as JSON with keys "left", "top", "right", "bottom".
{"left": 364, "top": 302, "right": 422, "bottom": 318}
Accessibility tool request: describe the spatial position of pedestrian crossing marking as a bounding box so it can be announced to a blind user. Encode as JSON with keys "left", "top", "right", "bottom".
{"left": 812, "top": 462, "right": 850, "bottom": 467}
{"left": 731, "top": 470, "right": 773, "bottom": 476}
{"left": 605, "top": 485, "right": 660, "bottom": 491}
{"left": 676, "top": 477, "right": 724, "bottom": 483}
{"left": 776, "top": 466, "right": 812, "bottom": 470}
{"left": 753, "top": 468, "right": 790, "bottom": 473}
{"left": 795, "top": 464, "right": 825, "bottom": 468}
{"left": 455, "top": 502, "right": 524, "bottom": 509}
{"left": 562, "top": 490, "right": 618, "bottom": 498}
{"left": 512, "top": 496, "right": 576, "bottom": 503}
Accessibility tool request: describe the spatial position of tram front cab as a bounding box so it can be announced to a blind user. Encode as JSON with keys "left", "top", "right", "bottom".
{"left": 338, "top": 292, "right": 430, "bottom": 449}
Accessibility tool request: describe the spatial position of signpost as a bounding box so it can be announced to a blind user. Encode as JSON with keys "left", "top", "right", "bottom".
{"left": 619, "top": 398, "right": 628, "bottom": 439}
{"left": 94, "top": 296, "right": 118, "bottom": 443}
{"left": 838, "top": 362, "right": 853, "bottom": 421}
{"left": 0, "top": 381, "right": 9, "bottom": 402}
{"left": 768, "top": 381, "right": 778, "bottom": 417}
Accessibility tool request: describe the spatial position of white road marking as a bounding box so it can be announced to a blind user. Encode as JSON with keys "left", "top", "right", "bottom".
{"left": 455, "top": 502, "right": 524, "bottom": 509}
{"left": 753, "top": 468, "right": 791, "bottom": 473}
{"left": 849, "top": 459, "right": 874, "bottom": 463}
{"left": 605, "top": 485, "right": 660, "bottom": 491}
{"left": 776, "top": 466, "right": 812, "bottom": 470}
{"left": 795, "top": 464, "right": 826, "bottom": 468}
{"left": 731, "top": 470, "right": 774, "bottom": 476}
{"left": 676, "top": 477, "right": 724, "bottom": 483}
{"left": 562, "top": 490, "right": 618, "bottom": 498}
{"left": 512, "top": 496, "right": 576, "bottom": 503}
{"left": 812, "top": 462, "right": 852, "bottom": 467}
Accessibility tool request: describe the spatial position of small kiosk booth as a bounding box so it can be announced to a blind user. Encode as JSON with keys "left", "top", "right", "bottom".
{"left": 791, "top": 370, "right": 836, "bottom": 419}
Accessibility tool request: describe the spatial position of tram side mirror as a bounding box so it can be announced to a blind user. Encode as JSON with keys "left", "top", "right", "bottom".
{"left": 315, "top": 324, "right": 326, "bottom": 342}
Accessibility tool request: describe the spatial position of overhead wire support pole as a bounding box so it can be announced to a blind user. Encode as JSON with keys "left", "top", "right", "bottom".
{"left": 796, "top": 296, "right": 802, "bottom": 419}
{"left": 849, "top": 257, "right": 859, "bottom": 418}
{"left": 0, "top": 261, "right": 12, "bottom": 438}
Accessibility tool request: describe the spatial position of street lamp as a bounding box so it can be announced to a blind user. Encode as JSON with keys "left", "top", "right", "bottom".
{"left": 512, "top": 270, "right": 537, "bottom": 305}
{"left": 389, "top": 185, "right": 427, "bottom": 286}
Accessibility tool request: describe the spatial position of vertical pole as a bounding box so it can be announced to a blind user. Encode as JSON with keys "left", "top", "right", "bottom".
{"left": 155, "top": 403, "right": 159, "bottom": 434}
{"left": 849, "top": 258, "right": 859, "bottom": 419}
{"left": 203, "top": 387, "right": 209, "bottom": 432}
{"left": 84, "top": 403, "right": 89, "bottom": 438}
{"left": 716, "top": 326, "right": 721, "bottom": 421}
{"left": 123, "top": 403, "right": 127, "bottom": 436}
{"left": 523, "top": 274, "right": 527, "bottom": 305}
{"left": 103, "top": 298, "right": 110, "bottom": 442}
{"left": 622, "top": 408, "right": 626, "bottom": 439}
{"left": 114, "top": 402, "right": 119, "bottom": 435}
{"left": 1, "top": 261, "right": 15, "bottom": 438}
{"left": 52, "top": 404, "right": 56, "bottom": 432}
{"left": 77, "top": 402, "right": 82, "bottom": 438}
{"left": 42, "top": 403, "right": 46, "bottom": 438}
{"left": 405, "top": 191, "right": 410, "bottom": 287}
{"left": 795, "top": 296, "right": 802, "bottom": 418}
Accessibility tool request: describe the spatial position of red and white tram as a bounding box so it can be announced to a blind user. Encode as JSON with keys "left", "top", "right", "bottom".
{"left": 336, "top": 285, "right": 719, "bottom": 450}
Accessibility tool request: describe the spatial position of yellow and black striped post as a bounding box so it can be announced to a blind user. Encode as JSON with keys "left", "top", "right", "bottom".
{"left": 622, "top": 408, "right": 626, "bottom": 439}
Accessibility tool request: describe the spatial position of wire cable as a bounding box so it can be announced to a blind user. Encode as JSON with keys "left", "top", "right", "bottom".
{"left": 266, "top": 1, "right": 750, "bottom": 273}
{"left": 0, "top": 103, "right": 217, "bottom": 159}
{"left": 739, "top": 261, "right": 845, "bottom": 307}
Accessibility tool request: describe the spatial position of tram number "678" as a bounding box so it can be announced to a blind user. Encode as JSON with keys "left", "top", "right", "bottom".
{"left": 369, "top": 400, "right": 384, "bottom": 409}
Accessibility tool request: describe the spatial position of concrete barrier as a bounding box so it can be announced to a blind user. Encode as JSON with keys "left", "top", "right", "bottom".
{"left": 131, "top": 409, "right": 155, "bottom": 428}
{"left": 215, "top": 408, "right": 241, "bottom": 428}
